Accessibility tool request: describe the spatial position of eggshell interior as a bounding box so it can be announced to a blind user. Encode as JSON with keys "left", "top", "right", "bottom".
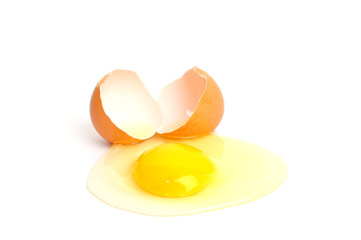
{"left": 91, "top": 67, "right": 224, "bottom": 142}
{"left": 157, "top": 68, "right": 206, "bottom": 134}
{"left": 100, "top": 70, "right": 161, "bottom": 140}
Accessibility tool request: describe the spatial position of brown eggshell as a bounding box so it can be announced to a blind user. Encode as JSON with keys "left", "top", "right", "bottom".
{"left": 90, "top": 75, "right": 143, "bottom": 144}
{"left": 158, "top": 67, "right": 224, "bottom": 138}
{"left": 90, "top": 70, "right": 161, "bottom": 144}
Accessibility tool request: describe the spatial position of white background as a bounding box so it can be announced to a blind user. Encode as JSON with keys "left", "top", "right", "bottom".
{"left": 1, "top": 0, "right": 360, "bottom": 239}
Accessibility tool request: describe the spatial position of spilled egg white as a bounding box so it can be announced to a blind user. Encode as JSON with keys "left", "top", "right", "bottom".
{"left": 87, "top": 134, "right": 287, "bottom": 216}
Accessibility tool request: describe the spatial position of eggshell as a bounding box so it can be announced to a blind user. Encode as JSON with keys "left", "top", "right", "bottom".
{"left": 90, "top": 70, "right": 161, "bottom": 144}
{"left": 157, "top": 67, "right": 224, "bottom": 138}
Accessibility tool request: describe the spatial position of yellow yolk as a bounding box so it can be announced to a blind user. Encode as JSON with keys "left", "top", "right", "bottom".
{"left": 132, "top": 144, "right": 215, "bottom": 197}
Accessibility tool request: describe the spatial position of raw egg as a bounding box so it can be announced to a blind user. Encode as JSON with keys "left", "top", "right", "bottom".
{"left": 132, "top": 143, "right": 215, "bottom": 198}
{"left": 87, "top": 134, "right": 287, "bottom": 216}
{"left": 88, "top": 67, "right": 287, "bottom": 216}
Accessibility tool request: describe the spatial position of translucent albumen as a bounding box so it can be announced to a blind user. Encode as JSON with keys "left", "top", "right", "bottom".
{"left": 87, "top": 134, "right": 287, "bottom": 216}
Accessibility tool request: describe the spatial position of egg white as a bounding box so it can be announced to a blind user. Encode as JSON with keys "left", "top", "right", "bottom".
{"left": 87, "top": 134, "right": 287, "bottom": 216}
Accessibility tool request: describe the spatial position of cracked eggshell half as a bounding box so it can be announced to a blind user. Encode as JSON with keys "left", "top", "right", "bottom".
{"left": 157, "top": 67, "right": 224, "bottom": 139}
{"left": 90, "top": 70, "right": 161, "bottom": 144}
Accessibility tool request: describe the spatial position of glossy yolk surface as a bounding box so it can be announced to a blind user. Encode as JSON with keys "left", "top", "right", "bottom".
{"left": 132, "top": 144, "right": 215, "bottom": 197}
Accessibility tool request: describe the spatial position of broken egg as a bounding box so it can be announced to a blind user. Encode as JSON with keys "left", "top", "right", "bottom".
{"left": 157, "top": 67, "right": 224, "bottom": 138}
{"left": 88, "top": 67, "right": 287, "bottom": 216}
{"left": 87, "top": 134, "right": 287, "bottom": 216}
{"left": 90, "top": 70, "right": 161, "bottom": 144}
{"left": 90, "top": 67, "right": 224, "bottom": 143}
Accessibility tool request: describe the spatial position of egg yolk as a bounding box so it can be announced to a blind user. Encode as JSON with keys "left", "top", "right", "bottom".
{"left": 132, "top": 144, "right": 215, "bottom": 197}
